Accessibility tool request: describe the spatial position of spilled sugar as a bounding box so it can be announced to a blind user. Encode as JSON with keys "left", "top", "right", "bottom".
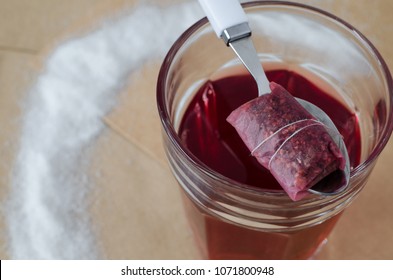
{"left": 5, "top": 1, "right": 201, "bottom": 259}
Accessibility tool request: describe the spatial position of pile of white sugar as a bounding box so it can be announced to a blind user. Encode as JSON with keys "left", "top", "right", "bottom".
{"left": 5, "top": 1, "right": 201, "bottom": 259}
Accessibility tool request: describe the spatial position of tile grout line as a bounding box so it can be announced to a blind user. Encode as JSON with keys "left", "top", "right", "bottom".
{"left": 0, "top": 45, "right": 38, "bottom": 55}
{"left": 102, "top": 116, "right": 169, "bottom": 170}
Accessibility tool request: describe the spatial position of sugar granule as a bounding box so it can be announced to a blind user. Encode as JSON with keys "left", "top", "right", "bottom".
{"left": 5, "top": 1, "right": 200, "bottom": 259}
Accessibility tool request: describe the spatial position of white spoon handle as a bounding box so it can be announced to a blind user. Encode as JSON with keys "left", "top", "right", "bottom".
{"left": 198, "top": 0, "right": 248, "bottom": 38}
{"left": 198, "top": 0, "right": 271, "bottom": 95}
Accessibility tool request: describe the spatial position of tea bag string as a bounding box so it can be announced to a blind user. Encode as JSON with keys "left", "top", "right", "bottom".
{"left": 251, "top": 119, "right": 323, "bottom": 155}
{"left": 268, "top": 120, "right": 326, "bottom": 169}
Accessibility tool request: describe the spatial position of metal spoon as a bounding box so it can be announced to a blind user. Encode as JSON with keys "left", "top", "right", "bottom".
{"left": 198, "top": 0, "right": 350, "bottom": 195}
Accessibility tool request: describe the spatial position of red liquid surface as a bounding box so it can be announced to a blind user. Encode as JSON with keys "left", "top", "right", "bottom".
{"left": 179, "top": 69, "right": 360, "bottom": 190}
{"left": 178, "top": 68, "right": 361, "bottom": 259}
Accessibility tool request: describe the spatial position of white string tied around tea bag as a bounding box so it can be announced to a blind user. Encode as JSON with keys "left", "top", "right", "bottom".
{"left": 250, "top": 118, "right": 326, "bottom": 169}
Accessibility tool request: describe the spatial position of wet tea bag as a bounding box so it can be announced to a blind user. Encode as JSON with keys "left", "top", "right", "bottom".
{"left": 227, "top": 82, "right": 346, "bottom": 201}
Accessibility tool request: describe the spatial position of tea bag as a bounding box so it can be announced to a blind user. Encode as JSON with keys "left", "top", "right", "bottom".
{"left": 227, "top": 82, "right": 346, "bottom": 201}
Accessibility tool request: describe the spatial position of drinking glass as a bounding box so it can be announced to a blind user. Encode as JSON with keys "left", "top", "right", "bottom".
{"left": 156, "top": 1, "right": 393, "bottom": 259}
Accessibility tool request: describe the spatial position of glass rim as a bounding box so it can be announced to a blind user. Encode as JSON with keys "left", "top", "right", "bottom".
{"left": 157, "top": 0, "right": 393, "bottom": 199}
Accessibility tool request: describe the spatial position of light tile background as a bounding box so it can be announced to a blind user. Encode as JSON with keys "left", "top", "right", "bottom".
{"left": 0, "top": 0, "right": 392, "bottom": 259}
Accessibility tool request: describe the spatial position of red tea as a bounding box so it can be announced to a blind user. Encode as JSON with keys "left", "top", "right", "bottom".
{"left": 178, "top": 66, "right": 361, "bottom": 259}
{"left": 182, "top": 192, "right": 342, "bottom": 259}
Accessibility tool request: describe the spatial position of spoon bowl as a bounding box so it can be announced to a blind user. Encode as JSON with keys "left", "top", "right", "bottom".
{"left": 297, "top": 99, "right": 350, "bottom": 195}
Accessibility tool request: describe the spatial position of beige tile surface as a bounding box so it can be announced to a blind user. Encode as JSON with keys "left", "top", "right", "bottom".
{"left": 0, "top": 0, "right": 129, "bottom": 52}
{"left": 104, "top": 62, "right": 168, "bottom": 167}
{"left": 0, "top": 0, "right": 392, "bottom": 259}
